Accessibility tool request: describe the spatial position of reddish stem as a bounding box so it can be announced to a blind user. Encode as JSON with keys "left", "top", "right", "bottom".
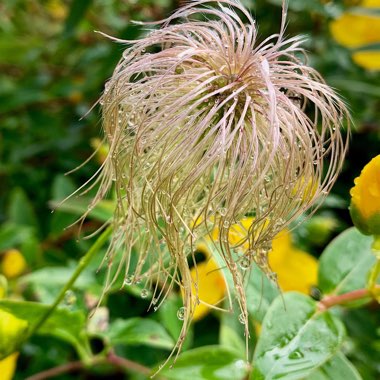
{"left": 318, "top": 285, "right": 380, "bottom": 311}
{"left": 25, "top": 353, "right": 151, "bottom": 380}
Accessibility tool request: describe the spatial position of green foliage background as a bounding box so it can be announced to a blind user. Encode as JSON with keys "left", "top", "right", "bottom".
{"left": 0, "top": 0, "right": 379, "bottom": 379}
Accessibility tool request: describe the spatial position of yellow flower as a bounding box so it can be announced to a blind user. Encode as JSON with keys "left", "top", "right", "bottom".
{"left": 352, "top": 51, "right": 380, "bottom": 70}
{"left": 0, "top": 353, "right": 18, "bottom": 380}
{"left": 0, "top": 310, "right": 28, "bottom": 359}
{"left": 360, "top": 0, "right": 380, "bottom": 7}
{"left": 1, "top": 250, "right": 27, "bottom": 279}
{"left": 330, "top": 13, "right": 380, "bottom": 48}
{"left": 330, "top": 1, "right": 380, "bottom": 70}
{"left": 350, "top": 155, "right": 380, "bottom": 235}
{"left": 45, "top": 0, "right": 67, "bottom": 21}
{"left": 269, "top": 230, "right": 318, "bottom": 294}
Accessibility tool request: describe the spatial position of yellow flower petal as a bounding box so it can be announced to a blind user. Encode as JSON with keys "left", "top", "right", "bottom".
{"left": 269, "top": 229, "right": 318, "bottom": 295}
{"left": 45, "top": 0, "right": 67, "bottom": 21}
{"left": 0, "top": 353, "right": 19, "bottom": 380}
{"left": 360, "top": 0, "right": 380, "bottom": 7}
{"left": 350, "top": 155, "right": 380, "bottom": 235}
{"left": 1, "top": 250, "right": 27, "bottom": 279}
{"left": 330, "top": 13, "right": 380, "bottom": 48}
{"left": 352, "top": 50, "right": 380, "bottom": 70}
{"left": 189, "top": 245, "right": 226, "bottom": 321}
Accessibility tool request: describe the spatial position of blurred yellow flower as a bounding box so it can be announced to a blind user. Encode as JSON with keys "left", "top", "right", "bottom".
{"left": 330, "top": 1, "right": 380, "bottom": 70}
{"left": 0, "top": 310, "right": 28, "bottom": 359}
{"left": 90, "top": 138, "right": 109, "bottom": 164}
{"left": 45, "top": 0, "right": 67, "bottom": 21}
{"left": 1, "top": 250, "right": 27, "bottom": 279}
{"left": 269, "top": 230, "right": 318, "bottom": 294}
{"left": 330, "top": 13, "right": 380, "bottom": 48}
{"left": 350, "top": 155, "right": 380, "bottom": 235}
{"left": 0, "top": 353, "right": 18, "bottom": 380}
{"left": 352, "top": 51, "right": 380, "bottom": 70}
{"left": 360, "top": 0, "right": 380, "bottom": 7}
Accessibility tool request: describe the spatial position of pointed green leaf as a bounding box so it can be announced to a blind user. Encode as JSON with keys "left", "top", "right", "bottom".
{"left": 251, "top": 292, "right": 345, "bottom": 380}
{"left": 0, "top": 223, "right": 34, "bottom": 252}
{"left": 63, "top": 0, "right": 93, "bottom": 37}
{"left": 308, "top": 351, "right": 362, "bottom": 380}
{"left": 7, "top": 188, "right": 38, "bottom": 230}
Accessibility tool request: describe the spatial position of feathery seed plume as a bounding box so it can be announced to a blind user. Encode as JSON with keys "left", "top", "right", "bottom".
{"left": 80, "top": 0, "right": 349, "bottom": 359}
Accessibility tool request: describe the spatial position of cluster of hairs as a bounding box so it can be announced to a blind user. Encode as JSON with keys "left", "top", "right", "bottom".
{"left": 78, "top": 0, "right": 349, "bottom": 362}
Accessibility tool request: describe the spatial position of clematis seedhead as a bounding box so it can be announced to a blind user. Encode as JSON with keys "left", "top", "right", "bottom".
{"left": 82, "top": 0, "right": 349, "bottom": 357}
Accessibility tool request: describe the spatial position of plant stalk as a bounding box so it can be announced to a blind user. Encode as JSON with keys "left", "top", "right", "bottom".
{"left": 28, "top": 225, "right": 113, "bottom": 337}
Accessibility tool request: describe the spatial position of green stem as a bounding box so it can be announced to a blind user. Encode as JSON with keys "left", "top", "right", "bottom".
{"left": 28, "top": 226, "right": 113, "bottom": 338}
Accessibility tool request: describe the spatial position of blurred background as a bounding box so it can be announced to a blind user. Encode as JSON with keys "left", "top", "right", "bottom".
{"left": 0, "top": 0, "right": 379, "bottom": 379}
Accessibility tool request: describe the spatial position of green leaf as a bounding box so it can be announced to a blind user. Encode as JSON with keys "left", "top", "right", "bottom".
{"left": 0, "top": 223, "right": 34, "bottom": 252}
{"left": 219, "top": 309, "right": 246, "bottom": 355}
{"left": 63, "top": 0, "right": 93, "bottom": 37}
{"left": 51, "top": 175, "right": 76, "bottom": 202}
{"left": 104, "top": 318, "right": 174, "bottom": 350}
{"left": 308, "top": 351, "right": 362, "bottom": 380}
{"left": 157, "top": 346, "right": 249, "bottom": 380}
{"left": 21, "top": 265, "right": 99, "bottom": 303}
{"left": 246, "top": 264, "right": 279, "bottom": 322}
{"left": 50, "top": 197, "right": 114, "bottom": 223}
{"left": 7, "top": 188, "right": 38, "bottom": 230}
{"left": 318, "top": 227, "right": 375, "bottom": 296}
{"left": 251, "top": 292, "right": 345, "bottom": 380}
{"left": 0, "top": 300, "right": 90, "bottom": 359}
{"left": 49, "top": 175, "right": 78, "bottom": 236}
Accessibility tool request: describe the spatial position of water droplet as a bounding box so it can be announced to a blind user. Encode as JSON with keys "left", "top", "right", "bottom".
{"left": 177, "top": 307, "right": 186, "bottom": 320}
{"left": 219, "top": 207, "right": 227, "bottom": 216}
{"left": 264, "top": 175, "right": 271, "bottom": 182}
{"left": 124, "top": 275, "right": 133, "bottom": 286}
{"left": 313, "top": 160, "right": 318, "bottom": 165}
{"left": 268, "top": 272, "right": 278, "bottom": 283}
{"left": 239, "top": 256, "right": 251, "bottom": 270}
{"left": 64, "top": 290, "right": 76, "bottom": 306}
{"left": 289, "top": 350, "right": 304, "bottom": 360}
{"left": 141, "top": 289, "right": 149, "bottom": 299}
{"left": 223, "top": 220, "right": 229, "bottom": 228}
{"left": 238, "top": 313, "right": 246, "bottom": 324}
